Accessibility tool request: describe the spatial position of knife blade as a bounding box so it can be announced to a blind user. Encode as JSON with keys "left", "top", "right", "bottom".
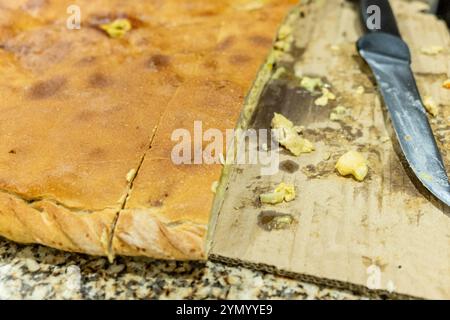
{"left": 357, "top": 0, "right": 450, "bottom": 207}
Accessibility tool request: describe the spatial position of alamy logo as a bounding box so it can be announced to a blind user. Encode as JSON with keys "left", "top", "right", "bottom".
{"left": 366, "top": 5, "right": 381, "bottom": 31}
{"left": 66, "top": 5, "right": 81, "bottom": 30}
{"left": 171, "top": 121, "right": 280, "bottom": 176}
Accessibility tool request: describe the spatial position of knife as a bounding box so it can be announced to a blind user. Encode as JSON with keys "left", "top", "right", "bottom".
{"left": 357, "top": 0, "right": 450, "bottom": 207}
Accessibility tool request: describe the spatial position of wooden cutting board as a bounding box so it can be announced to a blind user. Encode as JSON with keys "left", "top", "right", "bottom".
{"left": 210, "top": 0, "right": 450, "bottom": 299}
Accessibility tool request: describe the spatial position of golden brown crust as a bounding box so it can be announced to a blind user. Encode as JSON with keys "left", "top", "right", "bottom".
{"left": 113, "top": 209, "right": 207, "bottom": 260}
{"left": 0, "top": 0, "right": 297, "bottom": 259}
{"left": 0, "top": 191, "right": 116, "bottom": 255}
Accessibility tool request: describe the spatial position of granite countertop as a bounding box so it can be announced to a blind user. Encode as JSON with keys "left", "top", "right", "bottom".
{"left": 0, "top": 238, "right": 366, "bottom": 300}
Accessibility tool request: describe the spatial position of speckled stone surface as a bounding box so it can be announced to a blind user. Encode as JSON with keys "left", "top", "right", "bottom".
{"left": 0, "top": 238, "right": 367, "bottom": 300}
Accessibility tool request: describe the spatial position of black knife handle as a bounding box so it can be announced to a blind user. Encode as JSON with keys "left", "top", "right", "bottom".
{"left": 360, "top": 0, "right": 401, "bottom": 38}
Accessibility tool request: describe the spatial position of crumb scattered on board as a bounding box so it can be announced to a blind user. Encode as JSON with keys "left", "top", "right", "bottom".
{"left": 443, "top": 79, "right": 450, "bottom": 90}
{"left": 299, "top": 76, "right": 323, "bottom": 93}
{"left": 335, "top": 151, "right": 368, "bottom": 182}
{"left": 423, "top": 95, "right": 438, "bottom": 117}
{"left": 260, "top": 183, "right": 296, "bottom": 205}
{"left": 271, "top": 113, "right": 315, "bottom": 156}
{"left": 355, "top": 86, "right": 365, "bottom": 95}
{"left": 315, "top": 88, "right": 336, "bottom": 106}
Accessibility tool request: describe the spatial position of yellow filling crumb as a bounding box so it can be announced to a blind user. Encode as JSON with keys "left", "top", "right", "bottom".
{"left": 100, "top": 18, "right": 132, "bottom": 38}
{"left": 423, "top": 95, "right": 438, "bottom": 117}
{"left": 335, "top": 151, "right": 368, "bottom": 182}
{"left": 443, "top": 79, "right": 450, "bottom": 90}
{"left": 274, "top": 37, "right": 293, "bottom": 52}
{"left": 330, "top": 45, "right": 340, "bottom": 52}
{"left": 211, "top": 181, "right": 219, "bottom": 194}
{"left": 236, "top": 0, "right": 267, "bottom": 11}
{"left": 278, "top": 24, "right": 293, "bottom": 40}
{"left": 271, "top": 113, "right": 315, "bottom": 156}
{"left": 126, "top": 169, "right": 137, "bottom": 182}
{"left": 299, "top": 77, "right": 323, "bottom": 93}
{"left": 355, "top": 86, "right": 365, "bottom": 95}
{"left": 314, "top": 88, "right": 336, "bottom": 106}
{"left": 260, "top": 183, "right": 296, "bottom": 205}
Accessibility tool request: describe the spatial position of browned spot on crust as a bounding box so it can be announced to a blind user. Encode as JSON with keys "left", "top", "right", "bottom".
{"left": 88, "top": 72, "right": 110, "bottom": 88}
{"left": 151, "top": 199, "right": 164, "bottom": 207}
{"left": 249, "top": 35, "right": 273, "bottom": 47}
{"left": 28, "top": 76, "right": 67, "bottom": 99}
{"left": 194, "top": 9, "right": 218, "bottom": 17}
{"left": 216, "top": 36, "right": 235, "bottom": 51}
{"left": 8, "top": 150, "right": 16, "bottom": 154}
{"left": 203, "top": 59, "right": 218, "bottom": 70}
{"left": 77, "top": 56, "right": 97, "bottom": 66}
{"left": 146, "top": 54, "right": 171, "bottom": 71}
{"left": 75, "top": 110, "right": 95, "bottom": 122}
{"left": 229, "top": 54, "right": 251, "bottom": 65}
{"left": 88, "top": 147, "right": 106, "bottom": 158}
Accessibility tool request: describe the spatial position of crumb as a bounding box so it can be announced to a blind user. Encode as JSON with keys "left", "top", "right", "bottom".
{"left": 314, "top": 88, "right": 336, "bottom": 107}
{"left": 423, "top": 95, "right": 438, "bottom": 117}
{"left": 386, "top": 281, "right": 396, "bottom": 294}
{"left": 100, "top": 18, "right": 132, "bottom": 38}
{"left": 355, "top": 86, "right": 365, "bottom": 95}
{"left": 126, "top": 169, "right": 137, "bottom": 182}
{"left": 323, "top": 152, "right": 331, "bottom": 161}
{"left": 300, "top": 76, "right": 323, "bottom": 93}
{"left": 271, "top": 113, "right": 315, "bottom": 156}
{"left": 211, "top": 181, "right": 219, "bottom": 194}
{"left": 260, "top": 182, "right": 296, "bottom": 205}
{"left": 237, "top": 0, "right": 266, "bottom": 11}
{"left": 443, "top": 79, "right": 450, "bottom": 90}
{"left": 278, "top": 24, "right": 293, "bottom": 40}
{"left": 335, "top": 151, "right": 368, "bottom": 182}
{"left": 330, "top": 44, "right": 340, "bottom": 52}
